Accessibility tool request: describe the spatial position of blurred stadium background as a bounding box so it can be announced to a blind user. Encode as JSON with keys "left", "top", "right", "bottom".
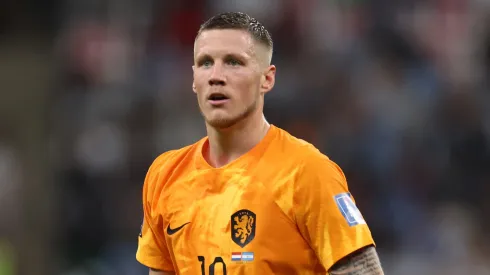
{"left": 1, "top": 0, "right": 490, "bottom": 274}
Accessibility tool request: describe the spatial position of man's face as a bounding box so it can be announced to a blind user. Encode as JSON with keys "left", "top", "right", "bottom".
{"left": 193, "top": 29, "right": 275, "bottom": 129}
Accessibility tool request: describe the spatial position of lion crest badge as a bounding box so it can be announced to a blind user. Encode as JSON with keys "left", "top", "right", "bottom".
{"left": 231, "top": 209, "right": 256, "bottom": 248}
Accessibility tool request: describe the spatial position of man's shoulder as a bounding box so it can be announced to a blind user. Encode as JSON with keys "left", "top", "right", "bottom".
{"left": 274, "top": 126, "right": 330, "bottom": 163}
{"left": 143, "top": 138, "right": 205, "bottom": 198}
{"left": 274, "top": 127, "right": 345, "bottom": 180}
{"left": 148, "top": 138, "right": 205, "bottom": 175}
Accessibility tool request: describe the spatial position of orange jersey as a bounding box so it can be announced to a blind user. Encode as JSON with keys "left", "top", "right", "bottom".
{"left": 136, "top": 125, "right": 374, "bottom": 274}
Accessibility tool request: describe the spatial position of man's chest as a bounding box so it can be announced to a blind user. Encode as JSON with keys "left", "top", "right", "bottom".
{"left": 158, "top": 176, "right": 318, "bottom": 274}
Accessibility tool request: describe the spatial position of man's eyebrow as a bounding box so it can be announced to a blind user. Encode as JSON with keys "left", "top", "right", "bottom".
{"left": 195, "top": 52, "right": 250, "bottom": 62}
{"left": 223, "top": 53, "right": 248, "bottom": 60}
{"left": 195, "top": 54, "right": 212, "bottom": 64}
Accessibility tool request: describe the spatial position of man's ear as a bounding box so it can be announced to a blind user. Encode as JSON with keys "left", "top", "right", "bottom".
{"left": 192, "top": 65, "right": 197, "bottom": 93}
{"left": 261, "top": 65, "right": 276, "bottom": 94}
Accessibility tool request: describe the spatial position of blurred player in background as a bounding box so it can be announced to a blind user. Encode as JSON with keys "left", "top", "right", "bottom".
{"left": 136, "top": 12, "right": 384, "bottom": 275}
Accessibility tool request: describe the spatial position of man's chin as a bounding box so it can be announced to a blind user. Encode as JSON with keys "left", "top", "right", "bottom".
{"left": 202, "top": 103, "right": 257, "bottom": 130}
{"left": 205, "top": 117, "right": 238, "bottom": 130}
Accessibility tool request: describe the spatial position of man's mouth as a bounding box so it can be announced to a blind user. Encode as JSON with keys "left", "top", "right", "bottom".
{"left": 208, "top": 93, "right": 229, "bottom": 101}
{"left": 208, "top": 93, "right": 229, "bottom": 105}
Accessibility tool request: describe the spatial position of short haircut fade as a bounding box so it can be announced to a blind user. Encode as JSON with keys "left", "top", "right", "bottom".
{"left": 197, "top": 12, "right": 273, "bottom": 53}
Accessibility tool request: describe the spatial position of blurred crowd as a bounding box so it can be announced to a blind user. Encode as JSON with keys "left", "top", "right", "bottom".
{"left": 1, "top": 0, "right": 490, "bottom": 274}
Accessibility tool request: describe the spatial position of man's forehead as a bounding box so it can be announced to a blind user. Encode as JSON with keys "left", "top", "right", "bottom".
{"left": 194, "top": 29, "right": 255, "bottom": 56}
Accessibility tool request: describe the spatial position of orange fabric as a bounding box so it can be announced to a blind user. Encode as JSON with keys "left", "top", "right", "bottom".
{"left": 136, "top": 125, "right": 374, "bottom": 274}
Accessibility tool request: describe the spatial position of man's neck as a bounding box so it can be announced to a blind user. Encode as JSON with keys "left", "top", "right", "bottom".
{"left": 205, "top": 113, "right": 270, "bottom": 168}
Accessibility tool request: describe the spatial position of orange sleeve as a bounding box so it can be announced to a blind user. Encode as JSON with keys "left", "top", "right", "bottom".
{"left": 136, "top": 155, "right": 174, "bottom": 271}
{"left": 294, "top": 157, "right": 375, "bottom": 271}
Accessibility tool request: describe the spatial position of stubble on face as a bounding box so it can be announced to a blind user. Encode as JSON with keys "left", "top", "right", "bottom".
{"left": 203, "top": 97, "right": 259, "bottom": 129}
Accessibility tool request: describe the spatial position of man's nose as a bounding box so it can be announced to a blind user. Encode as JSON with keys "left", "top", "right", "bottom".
{"left": 208, "top": 63, "right": 226, "bottom": 86}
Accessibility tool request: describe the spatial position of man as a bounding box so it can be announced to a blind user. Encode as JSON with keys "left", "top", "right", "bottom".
{"left": 136, "top": 12, "right": 384, "bottom": 275}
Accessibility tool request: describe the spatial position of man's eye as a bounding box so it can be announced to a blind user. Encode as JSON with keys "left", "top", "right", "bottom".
{"left": 202, "top": 60, "right": 213, "bottom": 67}
{"left": 227, "top": 59, "right": 241, "bottom": 66}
